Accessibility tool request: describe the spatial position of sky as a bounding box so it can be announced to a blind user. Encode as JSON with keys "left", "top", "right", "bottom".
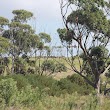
{"left": 0, "top": 0, "right": 64, "bottom": 46}
{"left": 0, "top": 0, "right": 109, "bottom": 55}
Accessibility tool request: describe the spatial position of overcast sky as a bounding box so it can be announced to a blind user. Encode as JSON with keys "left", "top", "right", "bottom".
{"left": 0, "top": 0, "right": 64, "bottom": 45}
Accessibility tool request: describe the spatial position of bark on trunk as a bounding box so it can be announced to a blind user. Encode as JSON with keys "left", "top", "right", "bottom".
{"left": 95, "top": 78, "right": 101, "bottom": 96}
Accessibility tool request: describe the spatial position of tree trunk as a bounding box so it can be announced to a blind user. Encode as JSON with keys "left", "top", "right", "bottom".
{"left": 35, "top": 50, "right": 37, "bottom": 73}
{"left": 11, "top": 55, "right": 14, "bottom": 74}
{"left": 95, "top": 77, "right": 103, "bottom": 106}
{"left": 95, "top": 78, "right": 101, "bottom": 96}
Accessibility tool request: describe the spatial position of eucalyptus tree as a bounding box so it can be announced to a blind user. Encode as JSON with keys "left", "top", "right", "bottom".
{"left": 39, "top": 32, "right": 51, "bottom": 57}
{"left": 34, "top": 33, "right": 52, "bottom": 75}
{"left": 2, "top": 10, "right": 36, "bottom": 74}
{"left": 0, "top": 17, "right": 10, "bottom": 74}
{"left": 9, "top": 10, "right": 34, "bottom": 56}
{"left": 0, "top": 17, "right": 9, "bottom": 54}
{"left": 0, "top": 36, "right": 10, "bottom": 55}
{"left": 58, "top": 0, "right": 110, "bottom": 95}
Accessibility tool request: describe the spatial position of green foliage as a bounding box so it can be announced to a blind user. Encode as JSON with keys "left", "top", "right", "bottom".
{"left": 8, "top": 22, "right": 35, "bottom": 54}
{"left": 0, "top": 57, "right": 10, "bottom": 75}
{"left": 14, "top": 57, "right": 27, "bottom": 74}
{"left": 16, "top": 85, "right": 42, "bottom": 106}
{"left": 0, "top": 78, "right": 18, "bottom": 106}
{"left": 1, "top": 74, "right": 110, "bottom": 109}
{"left": 39, "top": 32, "right": 51, "bottom": 43}
{"left": 12, "top": 9, "right": 33, "bottom": 23}
{"left": 81, "top": 46, "right": 109, "bottom": 77}
{"left": 0, "top": 77, "right": 47, "bottom": 108}
{"left": 67, "top": 0, "right": 109, "bottom": 34}
{"left": 2, "top": 10, "right": 37, "bottom": 56}
{"left": 8, "top": 75, "right": 30, "bottom": 90}
{"left": 41, "top": 60, "right": 55, "bottom": 73}
{"left": 57, "top": 28, "right": 74, "bottom": 45}
{"left": 30, "top": 34, "right": 40, "bottom": 49}
{"left": 25, "top": 74, "right": 57, "bottom": 89}
{"left": 58, "top": 78, "right": 74, "bottom": 94}
{"left": 67, "top": 74, "right": 94, "bottom": 95}
{"left": 37, "top": 42, "right": 44, "bottom": 50}
{"left": 0, "top": 17, "right": 9, "bottom": 27}
{"left": 27, "top": 60, "right": 35, "bottom": 67}
{"left": 0, "top": 74, "right": 93, "bottom": 97}
{"left": 41, "top": 60, "right": 67, "bottom": 74}
{"left": 0, "top": 36, "right": 10, "bottom": 53}
{"left": 55, "top": 63, "right": 67, "bottom": 72}
{"left": 90, "top": 46, "right": 108, "bottom": 58}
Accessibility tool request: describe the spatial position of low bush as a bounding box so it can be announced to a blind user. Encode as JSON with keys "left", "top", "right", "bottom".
{"left": 55, "top": 63, "right": 67, "bottom": 72}
{"left": 58, "top": 78, "right": 74, "bottom": 94}
{"left": 0, "top": 74, "right": 110, "bottom": 110}
{"left": 67, "top": 74, "right": 94, "bottom": 95}
{"left": 0, "top": 74, "right": 30, "bottom": 90}
{"left": 0, "top": 77, "right": 47, "bottom": 108}
{"left": 16, "top": 85, "right": 44, "bottom": 106}
{"left": 0, "top": 78, "right": 18, "bottom": 106}
{"left": 41, "top": 60, "right": 55, "bottom": 73}
{"left": 25, "top": 74, "right": 57, "bottom": 89}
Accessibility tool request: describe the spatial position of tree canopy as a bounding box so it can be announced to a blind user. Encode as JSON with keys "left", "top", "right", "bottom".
{"left": 58, "top": 0, "right": 110, "bottom": 94}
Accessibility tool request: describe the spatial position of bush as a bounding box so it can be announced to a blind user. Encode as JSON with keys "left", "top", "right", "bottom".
{"left": 67, "top": 74, "right": 86, "bottom": 85}
{"left": 58, "top": 78, "right": 74, "bottom": 94}
{"left": 14, "top": 57, "right": 27, "bottom": 74}
{"left": 41, "top": 60, "right": 55, "bottom": 73}
{"left": 55, "top": 63, "right": 67, "bottom": 72}
{"left": 67, "top": 74, "right": 94, "bottom": 95}
{"left": 0, "top": 74, "right": 30, "bottom": 90}
{"left": 0, "top": 76, "right": 47, "bottom": 107}
{"left": 0, "top": 78, "right": 18, "bottom": 106}
{"left": 10, "top": 74, "right": 30, "bottom": 90}
{"left": 25, "top": 74, "right": 56, "bottom": 89}
{"left": 17, "top": 85, "right": 43, "bottom": 106}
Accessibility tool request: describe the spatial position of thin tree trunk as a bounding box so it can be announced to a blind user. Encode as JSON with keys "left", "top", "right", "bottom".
{"left": 35, "top": 50, "right": 37, "bottom": 73}
{"left": 95, "top": 77, "right": 101, "bottom": 96}
{"left": 11, "top": 55, "right": 14, "bottom": 74}
{"left": 39, "top": 51, "right": 41, "bottom": 75}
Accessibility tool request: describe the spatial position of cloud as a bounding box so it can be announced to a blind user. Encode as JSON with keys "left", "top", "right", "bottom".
{"left": 0, "top": 0, "right": 62, "bottom": 21}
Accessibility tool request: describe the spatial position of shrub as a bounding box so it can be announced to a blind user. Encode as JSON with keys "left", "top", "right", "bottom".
{"left": 67, "top": 74, "right": 94, "bottom": 95}
{"left": 14, "top": 57, "right": 27, "bottom": 74}
{"left": 0, "top": 74, "right": 30, "bottom": 90}
{"left": 55, "top": 63, "right": 67, "bottom": 72}
{"left": 25, "top": 74, "right": 62, "bottom": 96}
{"left": 67, "top": 74, "right": 86, "bottom": 85}
{"left": 57, "top": 78, "right": 74, "bottom": 94}
{"left": 10, "top": 74, "right": 30, "bottom": 90}
{"left": 41, "top": 60, "right": 55, "bottom": 73}
{"left": 17, "top": 85, "right": 42, "bottom": 106}
{"left": 25, "top": 74, "right": 56, "bottom": 89}
{"left": 0, "top": 78, "right": 18, "bottom": 106}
